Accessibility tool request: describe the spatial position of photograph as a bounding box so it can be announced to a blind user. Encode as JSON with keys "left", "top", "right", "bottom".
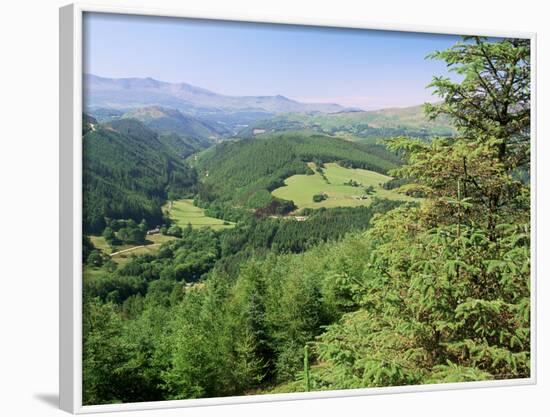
{"left": 80, "top": 11, "right": 531, "bottom": 406}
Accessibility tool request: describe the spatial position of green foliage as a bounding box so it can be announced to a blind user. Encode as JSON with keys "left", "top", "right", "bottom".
{"left": 312, "top": 193, "right": 327, "bottom": 203}
{"left": 195, "top": 132, "right": 400, "bottom": 208}
{"left": 82, "top": 36, "right": 530, "bottom": 404}
{"left": 312, "top": 36, "right": 530, "bottom": 390}
{"left": 117, "top": 225, "right": 146, "bottom": 245}
{"left": 344, "top": 179, "right": 361, "bottom": 187}
{"left": 102, "top": 227, "right": 118, "bottom": 246}
{"left": 166, "top": 225, "right": 183, "bottom": 238}
{"left": 425, "top": 37, "right": 530, "bottom": 172}
{"left": 314, "top": 212, "right": 529, "bottom": 389}
{"left": 254, "top": 199, "right": 297, "bottom": 218}
{"left": 83, "top": 235, "right": 95, "bottom": 261}
{"left": 220, "top": 201, "right": 400, "bottom": 258}
{"left": 83, "top": 298, "right": 165, "bottom": 404}
{"left": 87, "top": 249, "right": 106, "bottom": 267}
{"left": 82, "top": 201, "right": 395, "bottom": 403}
{"left": 364, "top": 185, "right": 375, "bottom": 194}
{"left": 83, "top": 118, "right": 197, "bottom": 233}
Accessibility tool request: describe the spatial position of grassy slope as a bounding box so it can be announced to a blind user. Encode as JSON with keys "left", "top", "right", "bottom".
{"left": 89, "top": 235, "right": 115, "bottom": 254}
{"left": 272, "top": 162, "right": 418, "bottom": 209}
{"left": 84, "top": 234, "right": 177, "bottom": 280}
{"left": 165, "top": 199, "right": 234, "bottom": 230}
{"left": 109, "top": 236, "right": 174, "bottom": 265}
{"left": 89, "top": 233, "right": 176, "bottom": 258}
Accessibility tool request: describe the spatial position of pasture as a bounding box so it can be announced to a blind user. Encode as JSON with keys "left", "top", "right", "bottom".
{"left": 272, "top": 162, "right": 417, "bottom": 210}
{"left": 165, "top": 199, "right": 234, "bottom": 230}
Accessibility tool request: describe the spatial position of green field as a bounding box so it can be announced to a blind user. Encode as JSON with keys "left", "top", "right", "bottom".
{"left": 110, "top": 234, "right": 176, "bottom": 265}
{"left": 165, "top": 199, "right": 234, "bottom": 230}
{"left": 272, "top": 162, "right": 417, "bottom": 210}
{"left": 84, "top": 234, "right": 177, "bottom": 281}
{"left": 83, "top": 265, "right": 106, "bottom": 282}
{"left": 90, "top": 235, "right": 140, "bottom": 256}
{"left": 89, "top": 235, "right": 116, "bottom": 254}
{"left": 88, "top": 233, "right": 176, "bottom": 268}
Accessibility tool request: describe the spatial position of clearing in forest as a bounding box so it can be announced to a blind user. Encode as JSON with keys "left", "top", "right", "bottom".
{"left": 165, "top": 199, "right": 234, "bottom": 230}
{"left": 272, "top": 162, "right": 417, "bottom": 210}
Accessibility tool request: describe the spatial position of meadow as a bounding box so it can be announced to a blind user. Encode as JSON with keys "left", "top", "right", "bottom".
{"left": 164, "top": 199, "right": 234, "bottom": 230}
{"left": 272, "top": 162, "right": 417, "bottom": 210}
{"left": 110, "top": 234, "right": 176, "bottom": 265}
{"left": 84, "top": 234, "right": 177, "bottom": 281}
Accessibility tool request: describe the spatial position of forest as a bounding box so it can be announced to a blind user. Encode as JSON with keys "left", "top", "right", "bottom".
{"left": 192, "top": 132, "right": 402, "bottom": 209}
{"left": 82, "top": 36, "right": 531, "bottom": 405}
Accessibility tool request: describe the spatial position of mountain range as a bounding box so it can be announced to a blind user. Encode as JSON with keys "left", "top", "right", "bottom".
{"left": 84, "top": 74, "right": 350, "bottom": 115}
{"left": 85, "top": 74, "right": 454, "bottom": 140}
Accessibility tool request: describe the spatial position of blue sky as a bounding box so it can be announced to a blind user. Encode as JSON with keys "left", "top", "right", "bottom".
{"left": 84, "top": 12, "right": 462, "bottom": 110}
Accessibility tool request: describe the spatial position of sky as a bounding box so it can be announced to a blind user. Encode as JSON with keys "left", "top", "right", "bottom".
{"left": 83, "top": 12, "right": 463, "bottom": 110}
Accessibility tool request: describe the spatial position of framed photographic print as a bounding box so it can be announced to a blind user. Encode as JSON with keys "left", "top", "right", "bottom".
{"left": 59, "top": 3, "right": 536, "bottom": 413}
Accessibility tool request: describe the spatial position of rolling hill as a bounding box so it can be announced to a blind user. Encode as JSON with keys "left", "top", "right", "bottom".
{"left": 87, "top": 106, "right": 219, "bottom": 158}
{"left": 239, "top": 105, "right": 455, "bottom": 140}
{"left": 122, "top": 106, "right": 225, "bottom": 141}
{"left": 193, "top": 132, "right": 402, "bottom": 209}
{"left": 86, "top": 107, "right": 124, "bottom": 123}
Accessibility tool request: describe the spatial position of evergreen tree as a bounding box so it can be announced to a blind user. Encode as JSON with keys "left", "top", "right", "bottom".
{"left": 314, "top": 36, "right": 531, "bottom": 388}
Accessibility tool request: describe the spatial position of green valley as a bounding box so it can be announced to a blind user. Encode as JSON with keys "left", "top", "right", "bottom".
{"left": 80, "top": 35, "right": 531, "bottom": 408}
{"left": 193, "top": 132, "right": 402, "bottom": 209}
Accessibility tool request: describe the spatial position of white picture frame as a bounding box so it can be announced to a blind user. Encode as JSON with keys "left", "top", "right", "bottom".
{"left": 59, "top": 3, "right": 537, "bottom": 413}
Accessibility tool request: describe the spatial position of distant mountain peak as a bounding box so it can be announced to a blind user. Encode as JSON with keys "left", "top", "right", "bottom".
{"left": 84, "top": 74, "right": 349, "bottom": 115}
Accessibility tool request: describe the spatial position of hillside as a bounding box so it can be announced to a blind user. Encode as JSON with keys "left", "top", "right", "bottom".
{"left": 239, "top": 105, "right": 455, "bottom": 140}
{"left": 121, "top": 106, "right": 226, "bottom": 140}
{"left": 155, "top": 132, "right": 209, "bottom": 159}
{"left": 194, "top": 132, "right": 401, "bottom": 209}
{"left": 87, "top": 106, "right": 220, "bottom": 157}
{"left": 86, "top": 107, "right": 124, "bottom": 123}
{"left": 83, "top": 116, "right": 197, "bottom": 233}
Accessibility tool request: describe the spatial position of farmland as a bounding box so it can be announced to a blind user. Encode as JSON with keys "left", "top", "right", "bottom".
{"left": 164, "top": 199, "right": 234, "bottom": 230}
{"left": 272, "top": 162, "right": 417, "bottom": 210}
